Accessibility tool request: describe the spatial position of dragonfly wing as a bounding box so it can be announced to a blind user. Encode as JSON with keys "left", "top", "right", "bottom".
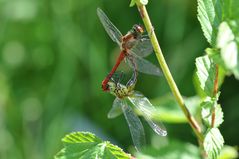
{"left": 108, "top": 98, "right": 123, "bottom": 119}
{"left": 144, "top": 115, "right": 167, "bottom": 136}
{"left": 128, "top": 92, "right": 167, "bottom": 136}
{"left": 130, "top": 37, "right": 153, "bottom": 57}
{"left": 126, "top": 54, "right": 161, "bottom": 76}
{"left": 97, "top": 8, "right": 122, "bottom": 46}
{"left": 121, "top": 99, "right": 146, "bottom": 151}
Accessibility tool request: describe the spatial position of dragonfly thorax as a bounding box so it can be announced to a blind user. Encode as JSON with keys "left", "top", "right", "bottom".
{"left": 121, "top": 35, "right": 138, "bottom": 51}
{"left": 121, "top": 25, "right": 143, "bottom": 51}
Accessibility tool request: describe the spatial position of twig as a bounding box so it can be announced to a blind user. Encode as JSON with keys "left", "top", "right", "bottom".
{"left": 135, "top": 2, "right": 203, "bottom": 142}
{"left": 213, "top": 65, "right": 219, "bottom": 96}
{"left": 211, "top": 64, "right": 219, "bottom": 128}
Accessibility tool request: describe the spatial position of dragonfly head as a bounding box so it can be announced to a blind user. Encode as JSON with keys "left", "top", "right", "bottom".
{"left": 132, "top": 24, "right": 144, "bottom": 35}
{"left": 107, "top": 81, "right": 117, "bottom": 95}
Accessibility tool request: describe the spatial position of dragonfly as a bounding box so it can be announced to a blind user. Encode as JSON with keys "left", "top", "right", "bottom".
{"left": 97, "top": 8, "right": 162, "bottom": 91}
{"left": 107, "top": 70, "right": 167, "bottom": 151}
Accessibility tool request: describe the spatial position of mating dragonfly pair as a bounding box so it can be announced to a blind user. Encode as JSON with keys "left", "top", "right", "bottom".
{"left": 97, "top": 8, "right": 167, "bottom": 151}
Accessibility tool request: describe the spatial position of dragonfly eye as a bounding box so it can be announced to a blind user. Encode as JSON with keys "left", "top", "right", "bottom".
{"left": 107, "top": 81, "right": 116, "bottom": 89}
{"left": 133, "top": 24, "right": 144, "bottom": 34}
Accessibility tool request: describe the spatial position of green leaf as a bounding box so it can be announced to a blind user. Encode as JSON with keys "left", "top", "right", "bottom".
{"left": 151, "top": 94, "right": 200, "bottom": 123}
{"left": 140, "top": 0, "right": 148, "bottom": 5}
{"left": 206, "top": 48, "right": 226, "bottom": 87}
{"left": 196, "top": 55, "right": 217, "bottom": 97}
{"left": 201, "top": 97, "right": 223, "bottom": 128}
{"left": 136, "top": 140, "right": 200, "bottom": 159}
{"left": 129, "top": 0, "right": 148, "bottom": 7}
{"left": 193, "top": 70, "right": 207, "bottom": 98}
{"left": 204, "top": 128, "right": 224, "bottom": 159}
{"left": 217, "top": 21, "right": 237, "bottom": 69}
{"left": 55, "top": 132, "right": 131, "bottom": 159}
{"left": 129, "top": 0, "right": 136, "bottom": 7}
{"left": 206, "top": 48, "right": 221, "bottom": 62}
{"left": 216, "top": 21, "right": 239, "bottom": 79}
{"left": 62, "top": 132, "right": 102, "bottom": 144}
{"left": 206, "top": 48, "right": 224, "bottom": 71}
{"left": 197, "top": 0, "right": 223, "bottom": 46}
{"left": 223, "top": 0, "right": 239, "bottom": 19}
{"left": 219, "top": 145, "right": 238, "bottom": 159}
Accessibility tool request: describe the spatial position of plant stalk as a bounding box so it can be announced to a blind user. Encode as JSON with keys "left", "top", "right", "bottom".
{"left": 211, "top": 64, "right": 219, "bottom": 128}
{"left": 135, "top": 3, "right": 203, "bottom": 142}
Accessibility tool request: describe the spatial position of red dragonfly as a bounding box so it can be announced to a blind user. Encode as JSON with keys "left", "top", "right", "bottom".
{"left": 97, "top": 8, "right": 161, "bottom": 91}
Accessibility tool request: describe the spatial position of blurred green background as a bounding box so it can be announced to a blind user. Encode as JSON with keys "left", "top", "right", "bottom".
{"left": 0, "top": 0, "right": 238, "bottom": 158}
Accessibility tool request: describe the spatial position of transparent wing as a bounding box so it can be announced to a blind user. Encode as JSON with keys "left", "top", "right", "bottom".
{"left": 111, "top": 71, "right": 125, "bottom": 84}
{"left": 126, "top": 54, "right": 161, "bottom": 76}
{"left": 97, "top": 8, "right": 122, "bottom": 46}
{"left": 121, "top": 99, "right": 146, "bottom": 151}
{"left": 107, "top": 98, "right": 123, "bottom": 119}
{"left": 130, "top": 37, "right": 153, "bottom": 57}
{"left": 128, "top": 92, "right": 167, "bottom": 136}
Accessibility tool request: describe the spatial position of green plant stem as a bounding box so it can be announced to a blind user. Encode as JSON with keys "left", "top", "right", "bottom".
{"left": 135, "top": 3, "right": 203, "bottom": 142}
{"left": 211, "top": 64, "right": 219, "bottom": 128}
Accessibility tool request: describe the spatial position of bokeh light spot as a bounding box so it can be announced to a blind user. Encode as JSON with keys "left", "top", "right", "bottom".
{"left": 3, "top": 0, "right": 38, "bottom": 21}
{"left": 2, "top": 41, "right": 26, "bottom": 68}
{"left": 22, "top": 97, "right": 42, "bottom": 122}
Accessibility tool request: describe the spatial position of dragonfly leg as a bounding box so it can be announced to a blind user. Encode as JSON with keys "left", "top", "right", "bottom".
{"left": 126, "top": 54, "right": 138, "bottom": 87}
{"left": 117, "top": 71, "right": 125, "bottom": 83}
